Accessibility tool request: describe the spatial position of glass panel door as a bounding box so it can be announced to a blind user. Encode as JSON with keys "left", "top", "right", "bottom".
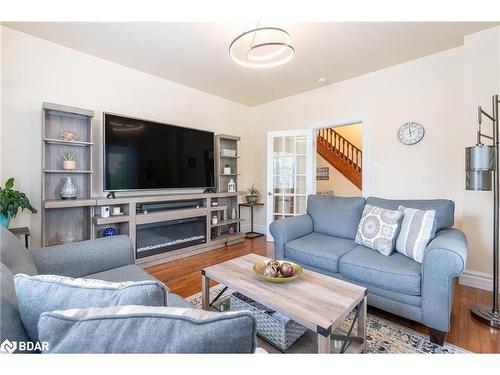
{"left": 267, "top": 130, "right": 313, "bottom": 241}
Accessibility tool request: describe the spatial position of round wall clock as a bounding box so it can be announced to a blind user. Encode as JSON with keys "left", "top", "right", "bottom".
{"left": 398, "top": 122, "right": 425, "bottom": 145}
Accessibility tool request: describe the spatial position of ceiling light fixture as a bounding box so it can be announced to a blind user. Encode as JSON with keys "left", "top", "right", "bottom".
{"left": 229, "top": 26, "right": 295, "bottom": 69}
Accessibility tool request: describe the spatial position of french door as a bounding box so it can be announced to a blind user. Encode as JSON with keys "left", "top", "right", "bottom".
{"left": 266, "top": 130, "right": 314, "bottom": 241}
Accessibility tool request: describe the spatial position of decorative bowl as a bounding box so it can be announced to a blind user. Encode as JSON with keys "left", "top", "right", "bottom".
{"left": 253, "top": 260, "right": 303, "bottom": 283}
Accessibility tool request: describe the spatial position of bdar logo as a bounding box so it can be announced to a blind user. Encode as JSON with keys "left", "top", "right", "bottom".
{"left": 0, "top": 339, "right": 17, "bottom": 354}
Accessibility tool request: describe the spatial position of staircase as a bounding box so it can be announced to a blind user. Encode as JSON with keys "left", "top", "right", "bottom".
{"left": 317, "top": 128, "right": 362, "bottom": 189}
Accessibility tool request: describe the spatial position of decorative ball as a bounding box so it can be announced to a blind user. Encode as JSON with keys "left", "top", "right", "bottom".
{"left": 279, "top": 262, "right": 294, "bottom": 278}
{"left": 267, "top": 260, "right": 280, "bottom": 269}
{"left": 102, "top": 227, "right": 117, "bottom": 237}
{"left": 263, "top": 265, "right": 278, "bottom": 278}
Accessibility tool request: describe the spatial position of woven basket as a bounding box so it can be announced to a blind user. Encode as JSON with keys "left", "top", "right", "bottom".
{"left": 229, "top": 293, "right": 307, "bottom": 351}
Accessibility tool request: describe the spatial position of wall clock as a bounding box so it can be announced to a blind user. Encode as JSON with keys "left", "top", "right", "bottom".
{"left": 398, "top": 121, "right": 425, "bottom": 145}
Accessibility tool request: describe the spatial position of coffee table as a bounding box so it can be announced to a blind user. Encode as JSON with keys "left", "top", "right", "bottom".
{"left": 201, "top": 253, "right": 367, "bottom": 353}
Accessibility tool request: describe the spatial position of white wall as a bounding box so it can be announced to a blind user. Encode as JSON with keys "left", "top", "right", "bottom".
{"left": 316, "top": 154, "right": 362, "bottom": 196}
{"left": 462, "top": 27, "right": 500, "bottom": 275}
{"left": 244, "top": 46, "right": 465, "bottom": 237}
{"left": 332, "top": 123, "right": 363, "bottom": 149}
{"left": 0, "top": 26, "right": 249, "bottom": 247}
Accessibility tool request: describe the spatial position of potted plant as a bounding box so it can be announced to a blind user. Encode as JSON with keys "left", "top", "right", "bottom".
{"left": 0, "top": 178, "right": 37, "bottom": 228}
{"left": 246, "top": 184, "right": 261, "bottom": 204}
{"left": 63, "top": 152, "right": 76, "bottom": 170}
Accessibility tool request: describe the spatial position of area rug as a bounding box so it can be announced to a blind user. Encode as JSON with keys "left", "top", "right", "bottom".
{"left": 186, "top": 285, "right": 469, "bottom": 354}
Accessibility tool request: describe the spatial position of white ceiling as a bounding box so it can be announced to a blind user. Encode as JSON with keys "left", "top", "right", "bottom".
{"left": 4, "top": 22, "right": 498, "bottom": 106}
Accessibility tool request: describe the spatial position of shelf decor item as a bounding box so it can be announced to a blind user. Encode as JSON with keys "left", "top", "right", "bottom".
{"left": 63, "top": 152, "right": 76, "bottom": 171}
{"left": 224, "top": 165, "right": 231, "bottom": 175}
{"left": 0, "top": 177, "right": 37, "bottom": 229}
{"left": 102, "top": 227, "right": 117, "bottom": 237}
{"left": 60, "top": 177, "right": 77, "bottom": 200}
{"left": 231, "top": 208, "right": 237, "bottom": 220}
{"left": 221, "top": 149, "right": 237, "bottom": 157}
{"left": 246, "top": 183, "right": 261, "bottom": 204}
{"left": 62, "top": 131, "right": 77, "bottom": 142}
{"left": 212, "top": 215, "right": 218, "bottom": 225}
{"left": 465, "top": 94, "right": 500, "bottom": 328}
{"left": 62, "top": 130, "right": 76, "bottom": 142}
{"left": 228, "top": 178, "right": 236, "bottom": 193}
{"left": 100, "top": 206, "right": 110, "bottom": 218}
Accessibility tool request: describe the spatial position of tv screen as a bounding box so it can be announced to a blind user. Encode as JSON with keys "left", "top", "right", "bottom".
{"left": 104, "top": 114, "right": 214, "bottom": 191}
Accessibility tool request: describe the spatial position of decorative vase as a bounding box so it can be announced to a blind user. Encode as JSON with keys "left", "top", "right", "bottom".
{"left": 60, "top": 177, "right": 77, "bottom": 200}
{"left": 63, "top": 160, "right": 76, "bottom": 171}
{"left": 102, "top": 227, "right": 118, "bottom": 237}
{"left": 0, "top": 213, "right": 10, "bottom": 229}
{"left": 228, "top": 178, "right": 236, "bottom": 193}
{"left": 231, "top": 208, "right": 236, "bottom": 220}
{"left": 246, "top": 195, "right": 258, "bottom": 204}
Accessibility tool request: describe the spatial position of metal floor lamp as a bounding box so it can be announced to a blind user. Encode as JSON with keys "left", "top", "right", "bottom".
{"left": 465, "top": 94, "right": 500, "bottom": 328}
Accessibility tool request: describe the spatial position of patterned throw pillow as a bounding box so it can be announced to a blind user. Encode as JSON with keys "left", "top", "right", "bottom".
{"left": 355, "top": 204, "right": 403, "bottom": 256}
{"left": 14, "top": 274, "right": 168, "bottom": 341}
{"left": 396, "top": 206, "right": 437, "bottom": 263}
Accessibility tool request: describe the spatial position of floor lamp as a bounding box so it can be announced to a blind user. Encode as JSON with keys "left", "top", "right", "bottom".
{"left": 465, "top": 94, "right": 500, "bottom": 328}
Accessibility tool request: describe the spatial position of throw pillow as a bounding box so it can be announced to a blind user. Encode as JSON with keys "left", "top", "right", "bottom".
{"left": 355, "top": 204, "right": 403, "bottom": 256}
{"left": 14, "top": 274, "right": 168, "bottom": 341}
{"left": 396, "top": 206, "right": 437, "bottom": 263}
{"left": 38, "top": 305, "right": 257, "bottom": 353}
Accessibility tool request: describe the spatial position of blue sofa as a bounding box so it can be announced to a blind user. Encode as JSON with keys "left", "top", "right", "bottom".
{"left": 270, "top": 195, "right": 467, "bottom": 346}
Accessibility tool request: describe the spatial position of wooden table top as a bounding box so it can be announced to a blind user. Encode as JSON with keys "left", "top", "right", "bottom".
{"left": 202, "top": 253, "right": 366, "bottom": 334}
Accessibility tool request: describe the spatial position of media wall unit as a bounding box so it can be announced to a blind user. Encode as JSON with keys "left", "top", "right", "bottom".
{"left": 41, "top": 103, "right": 245, "bottom": 267}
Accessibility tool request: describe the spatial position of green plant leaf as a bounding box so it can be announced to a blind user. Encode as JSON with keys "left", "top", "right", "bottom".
{"left": 5, "top": 178, "right": 14, "bottom": 190}
{"left": 0, "top": 177, "right": 37, "bottom": 218}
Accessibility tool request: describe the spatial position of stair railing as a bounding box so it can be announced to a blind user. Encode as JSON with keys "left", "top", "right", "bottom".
{"left": 317, "top": 128, "right": 362, "bottom": 173}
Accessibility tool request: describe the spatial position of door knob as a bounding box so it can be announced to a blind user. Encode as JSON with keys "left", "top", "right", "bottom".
{"left": 268, "top": 192, "right": 273, "bottom": 196}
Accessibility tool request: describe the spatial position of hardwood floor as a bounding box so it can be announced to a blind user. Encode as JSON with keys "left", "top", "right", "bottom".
{"left": 145, "top": 237, "right": 500, "bottom": 353}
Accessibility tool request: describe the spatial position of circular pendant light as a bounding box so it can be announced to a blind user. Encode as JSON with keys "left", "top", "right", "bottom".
{"left": 229, "top": 26, "right": 295, "bottom": 68}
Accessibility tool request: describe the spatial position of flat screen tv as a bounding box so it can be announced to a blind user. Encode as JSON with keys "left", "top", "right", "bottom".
{"left": 104, "top": 113, "right": 214, "bottom": 191}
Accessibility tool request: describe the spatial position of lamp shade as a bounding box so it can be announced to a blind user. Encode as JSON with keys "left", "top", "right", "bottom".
{"left": 465, "top": 144, "right": 494, "bottom": 191}
{"left": 466, "top": 170, "right": 493, "bottom": 190}
{"left": 465, "top": 144, "right": 494, "bottom": 171}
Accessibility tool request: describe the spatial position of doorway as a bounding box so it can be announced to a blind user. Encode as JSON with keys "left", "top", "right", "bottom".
{"left": 316, "top": 123, "right": 363, "bottom": 197}
{"left": 311, "top": 117, "right": 369, "bottom": 197}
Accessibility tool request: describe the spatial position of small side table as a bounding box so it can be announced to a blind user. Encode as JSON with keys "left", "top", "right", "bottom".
{"left": 238, "top": 203, "right": 264, "bottom": 239}
{"left": 9, "top": 227, "right": 31, "bottom": 249}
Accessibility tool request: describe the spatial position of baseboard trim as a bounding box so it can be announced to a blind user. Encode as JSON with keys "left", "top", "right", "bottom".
{"left": 239, "top": 224, "right": 266, "bottom": 234}
{"left": 459, "top": 269, "right": 498, "bottom": 291}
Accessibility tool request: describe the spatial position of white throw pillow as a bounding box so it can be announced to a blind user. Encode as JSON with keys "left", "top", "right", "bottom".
{"left": 355, "top": 204, "right": 403, "bottom": 256}
{"left": 396, "top": 206, "right": 436, "bottom": 263}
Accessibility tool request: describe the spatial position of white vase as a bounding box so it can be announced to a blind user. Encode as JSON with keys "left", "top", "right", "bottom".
{"left": 228, "top": 178, "right": 236, "bottom": 192}
{"left": 231, "top": 208, "right": 236, "bottom": 220}
{"left": 60, "top": 177, "right": 77, "bottom": 200}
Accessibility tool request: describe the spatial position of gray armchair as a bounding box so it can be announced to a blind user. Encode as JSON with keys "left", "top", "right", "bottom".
{"left": 0, "top": 227, "right": 216, "bottom": 352}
